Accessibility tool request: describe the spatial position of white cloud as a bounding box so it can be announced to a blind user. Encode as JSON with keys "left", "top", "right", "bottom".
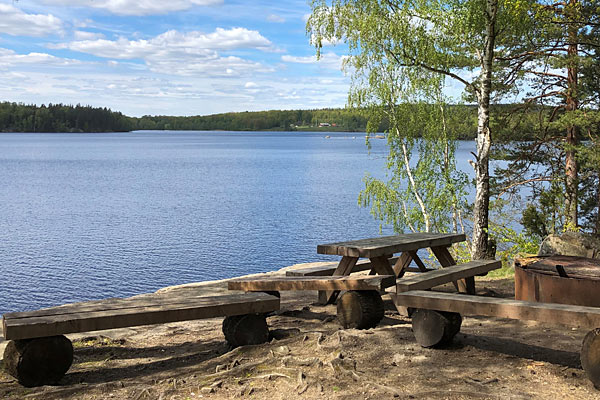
{"left": 281, "top": 52, "right": 347, "bottom": 70}
{"left": 267, "top": 14, "right": 285, "bottom": 23}
{"left": 245, "top": 82, "right": 258, "bottom": 88}
{"left": 0, "top": 48, "right": 79, "bottom": 68}
{"left": 74, "top": 30, "right": 105, "bottom": 40}
{"left": 41, "top": 0, "right": 223, "bottom": 16}
{"left": 51, "top": 28, "right": 275, "bottom": 77}
{"left": 0, "top": 4, "right": 63, "bottom": 37}
{"left": 54, "top": 28, "right": 274, "bottom": 59}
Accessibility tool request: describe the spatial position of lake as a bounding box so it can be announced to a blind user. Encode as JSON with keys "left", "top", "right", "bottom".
{"left": 0, "top": 131, "right": 477, "bottom": 314}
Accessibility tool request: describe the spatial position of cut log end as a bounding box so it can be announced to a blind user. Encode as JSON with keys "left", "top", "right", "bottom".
{"left": 337, "top": 290, "right": 384, "bottom": 329}
{"left": 411, "top": 309, "right": 462, "bottom": 348}
{"left": 3, "top": 335, "right": 73, "bottom": 387}
{"left": 581, "top": 328, "right": 600, "bottom": 389}
{"left": 222, "top": 314, "right": 269, "bottom": 347}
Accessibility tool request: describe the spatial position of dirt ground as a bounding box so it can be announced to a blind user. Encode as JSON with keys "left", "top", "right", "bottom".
{"left": 1, "top": 264, "right": 599, "bottom": 400}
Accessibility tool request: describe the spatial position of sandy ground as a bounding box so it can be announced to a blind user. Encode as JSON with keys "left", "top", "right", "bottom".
{"left": 1, "top": 262, "right": 599, "bottom": 399}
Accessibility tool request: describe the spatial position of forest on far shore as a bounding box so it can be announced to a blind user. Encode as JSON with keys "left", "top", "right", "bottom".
{"left": 0, "top": 101, "right": 593, "bottom": 141}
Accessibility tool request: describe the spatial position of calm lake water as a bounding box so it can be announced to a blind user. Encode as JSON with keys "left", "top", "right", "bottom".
{"left": 0, "top": 131, "right": 476, "bottom": 314}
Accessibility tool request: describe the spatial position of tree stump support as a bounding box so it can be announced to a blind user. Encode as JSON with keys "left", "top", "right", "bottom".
{"left": 3, "top": 335, "right": 73, "bottom": 387}
{"left": 411, "top": 309, "right": 462, "bottom": 348}
{"left": 581, "top": 328, "right": 600, "bottom": 389}
{"left": 336, "top": 290, "right": 384, "bottom": 329}
{"left": 222, "top": 313, "right": 270, "bottom": 347}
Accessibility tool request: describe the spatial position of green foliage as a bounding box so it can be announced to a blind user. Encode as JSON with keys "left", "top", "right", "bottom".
{"left": 358, "top": 103, "right": 470, "bottom": 235}
{"left": 0, "top": 102, "right": 133, "bottom": 133}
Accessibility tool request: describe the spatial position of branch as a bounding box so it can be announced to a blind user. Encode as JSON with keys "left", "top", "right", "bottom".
{"left": 498, "top": 177, "right": 554, "bottom": 196}
{"left": 385, "top": 47, "right": 477, "bottom": 94}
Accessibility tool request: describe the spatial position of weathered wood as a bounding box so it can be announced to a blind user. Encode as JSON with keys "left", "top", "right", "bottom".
{"left": 411, "top": 309, "right": 462, "bottom": 348}
{"left": 408, "top": 250, "right": 428, "bottom": 272}
{"left": 430, "top": 246, "right": 475, "bottom": 294}
{"left": 285, "top": 257, "right": 400, "bottom": 277}
{"left": 317, "top": 233, "right": 466, "bottom": 258}
{"left": 581, "top": 328, "right": 600, "bottom": 389}
{"left": 222, "top": 314, "right": 269, "bottom": 347}
{"left": 323, "top": 256, "right": 359, "bottom": 304}
{"left": 337, "top": 291, "right": 384, "bottom": 329}
{"left": 393, "top": 252, "right": 414, "bottom": 278}
{"left": 3, "top": 292, "right": 280, "bottom": 340}
{"left": 369, "top": 255, "right": 397, "bottom": 276}
{"left": 3, "top": 335, "right": 73, "bottom": 387}
{"left": 396, "top": 260, "right": 501, "bottom": 292}
{"left": 227, "top": 275, "right": 396, "bottom": 292}
{"left": 391, "top": 290, "right": 600, "bottom": 329}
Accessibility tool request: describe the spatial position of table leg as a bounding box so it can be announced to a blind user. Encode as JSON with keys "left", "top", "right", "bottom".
{"left": 318, "top": 256, "right": 359, "bottom": 305}
{"left": 431, "top": 246, "right": 476, "bottom": 294}
{"left": 369, "top": 255, "right": 396, "bottom": 276}
{"left": 393, "top": 252, "right": 413, "bottom": 278}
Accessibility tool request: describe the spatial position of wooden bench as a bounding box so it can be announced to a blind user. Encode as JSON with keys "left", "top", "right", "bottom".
{"left": 395, "top": 260, "right": 501, "bottom": 292}
{"left": 285, "top": 257, "right": 407, "bottom": 277}
{"left": 228, "top": 275, "right": 396, "bottom": 292}
{"left": 2, "top": 292, "right": 280, "bottom": 387}
{"left": 391, "top": 290, "right": 600, "bottom": 388}
{"left": 228, "top": 275, "right": 396, "bottom": 330}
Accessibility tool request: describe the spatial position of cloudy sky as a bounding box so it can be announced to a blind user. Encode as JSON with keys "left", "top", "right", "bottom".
{"left": 0, "top": 1, "right": 350, "bottom": 116}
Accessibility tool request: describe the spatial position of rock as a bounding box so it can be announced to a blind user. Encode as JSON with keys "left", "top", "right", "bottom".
{"left": 538, "top": 232, "right": 600, "bottom": 259}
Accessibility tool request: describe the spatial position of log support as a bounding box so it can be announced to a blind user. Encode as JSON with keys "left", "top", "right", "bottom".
{"left": 336, "top": 290, "right": 384, "bottom": 329}
{"left": 411, "top": 309, "right": 462, "bottom": 348}
{"left": 3, "top": 335, "right": 73, "bottom": 387}
{"left": 581, "top": 328, "right": 600, "bottom": 389}
{"left": 222, "top": 313, "right": 270, "bottom": 347}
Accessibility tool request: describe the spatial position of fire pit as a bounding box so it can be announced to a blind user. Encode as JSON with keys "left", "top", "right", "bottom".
{"left": 515, "top": 255, "right": 600, "bottom": 307}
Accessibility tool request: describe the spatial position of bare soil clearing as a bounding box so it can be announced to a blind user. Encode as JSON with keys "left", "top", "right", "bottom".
{"left": 1, "top": 263, "right": 598, "bottom": 399}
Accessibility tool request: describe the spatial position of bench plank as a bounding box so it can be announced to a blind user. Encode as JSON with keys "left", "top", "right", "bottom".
{"left": 228, "top": 275, "right": 396, "bottom": 292}
{"left": 286, "top": 257, "right": 401, "bottom": 277}
{"left": 396, "top": 260, "right": 502, "bottom": 292}
{"left": 3, "top": 292, "right": 263, "bottom": 320}
{"left": 317, "top": 233, "right": 465, "bottom": 258}
{"left": 3, "top": 292, "right": 280, "bottom": 340}
{"left": 390, "top": 290, "right": 600, "bottom": 329}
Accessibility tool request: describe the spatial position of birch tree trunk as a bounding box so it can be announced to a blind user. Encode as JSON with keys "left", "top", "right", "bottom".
{"left": 471, "top": 0, "right": 497, "bottom": 260}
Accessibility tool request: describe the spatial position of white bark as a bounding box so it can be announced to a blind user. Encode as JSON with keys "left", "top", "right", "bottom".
{"left": 471, "top": 0, "right": 497, "bottom": 260}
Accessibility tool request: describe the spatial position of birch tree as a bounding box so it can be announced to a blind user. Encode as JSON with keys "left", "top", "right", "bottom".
{"left": 308, "top": 0, "right": 533, "bottom": 259}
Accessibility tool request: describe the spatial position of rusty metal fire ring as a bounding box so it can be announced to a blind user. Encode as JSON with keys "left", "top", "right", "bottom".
{"left": 515, "top": 255, "right": 600, "bottom": 307}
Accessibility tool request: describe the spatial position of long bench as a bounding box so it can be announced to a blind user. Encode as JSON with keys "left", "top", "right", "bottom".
{"left": 391, "top": 290, "right": 600, "bottom": 388}
{"left": 228, "top": 275, "right": 396, "bottom": 330}
{"left": 2, "top": 292, "right": 280, "bottom": 387}
{"left": 285, "top": 257, "right": 403, "bottom": 277}
{"left": 395, "top": 260, "right": 501, "bottom": 292}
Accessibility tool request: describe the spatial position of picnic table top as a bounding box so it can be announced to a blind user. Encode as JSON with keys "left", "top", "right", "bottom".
{"left": 317, "top": 233, "right": 466, "bottom": 258}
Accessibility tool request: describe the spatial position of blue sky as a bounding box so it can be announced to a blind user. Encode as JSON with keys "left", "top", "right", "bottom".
{"left": 0, "top": 1, "right": 351, "bottom": 116}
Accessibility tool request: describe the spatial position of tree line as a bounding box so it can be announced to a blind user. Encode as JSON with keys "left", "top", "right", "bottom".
{"left": 3, "top": 101, "right": 576, "bottom": 142}
{"left": 0, "top": 102, "right": 134, "bottom": 133}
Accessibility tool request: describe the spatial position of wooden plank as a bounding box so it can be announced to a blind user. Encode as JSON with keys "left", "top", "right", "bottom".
{"left": 4, "top": 291, "right": 271, "bottom": 321}
{"left": 323, "top": 256, "right": 359, "bottom": 304}
{"left": 317, "top": 233, "right": 466, "bottom": 258}
{"left": 431, "top": 246, "right": 475, "bottom": 294}
{"left": 396, "top": 260, "right": 501, "bottom": 292}
{"left": 228, "top": 275, "right": 396, "bottom": 292}
{"left": 390, "top": 290, "right": 600, "bottom": 329}
{"left": 393, "top": 252, "right": 413, "bottom": 278}
{"left": 286, "top": 257, "right": 400, "bottom": 277}
{"left": 408, "top": 251, "right": 428, "bottom": 272}
{"left": 3, "top": 293, "right": 280, "bottom": 340}
{"left": 369, "top": 256, "right": 396, "bottom": 276}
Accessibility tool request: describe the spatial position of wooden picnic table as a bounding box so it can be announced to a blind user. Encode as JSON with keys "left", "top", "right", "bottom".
{"left": 316, "top": 232, "right": 472, "bottom": 304}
